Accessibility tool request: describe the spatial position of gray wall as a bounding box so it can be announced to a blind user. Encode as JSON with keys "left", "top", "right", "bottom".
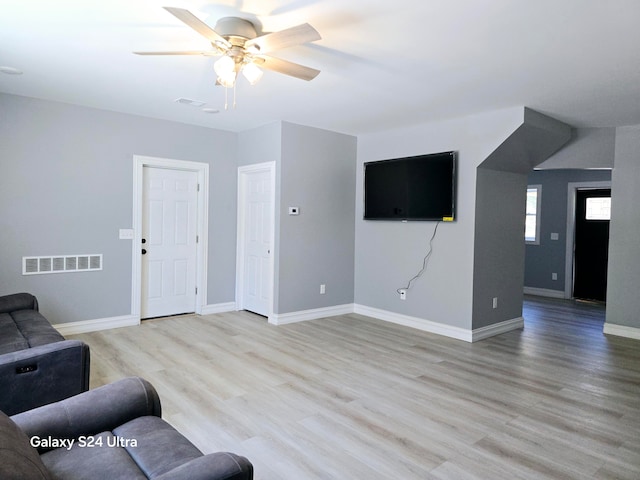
{"left": 5, "top": 91, "right": 636, "bottom": 338}
{"left": 472, "top": 169, "right": 527, "bottom": 328}
{"left": 536, "top": 128, "right": 615, "bottom": 169}
{"left": 355, "top": 108, "right": 525, "bottom": 329}
{"left": 606, "top": 125, "right": 640, "bottom": 329}
{"left": 0, "top": 93, "right": 237, "bottom": 324}
{"left": 237, "top": 122, "right": 283, "bottom": 311}
{"left": 278, "top": 122, "right": 357, "bottom": 313}
{"left": 471, "top": 108, "right": 571, "bottom": 329}
{"left": 237, "top": 122, "right": 281, "bottom": 167}
{"left": 524, "top": 169, "right": 611, "bottom": 293}
{"left": 237, "top": 121, "right": 357, "bottom": 315}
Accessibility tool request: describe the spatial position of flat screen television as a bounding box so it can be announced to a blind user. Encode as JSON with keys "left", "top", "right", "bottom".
{"left": 363, "top": 151, "right": 457, "bottom": 221}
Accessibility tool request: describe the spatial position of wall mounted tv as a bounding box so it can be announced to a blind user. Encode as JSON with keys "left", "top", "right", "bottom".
{"left": 363, "top": 151, "right": 457, "bottom": 221}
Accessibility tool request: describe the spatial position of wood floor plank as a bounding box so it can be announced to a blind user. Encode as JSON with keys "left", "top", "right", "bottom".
{"left": 70, "top": 296, "right": 640, "bottom": 480}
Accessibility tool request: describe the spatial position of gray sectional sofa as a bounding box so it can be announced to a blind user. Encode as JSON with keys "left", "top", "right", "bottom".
{"left": 0, "top": 293, "right": 90, "bottom": 415}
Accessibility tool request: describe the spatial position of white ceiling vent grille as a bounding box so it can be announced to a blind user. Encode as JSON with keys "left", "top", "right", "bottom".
{"left": 22, "top": 254, "right": 103, "bottom": 275}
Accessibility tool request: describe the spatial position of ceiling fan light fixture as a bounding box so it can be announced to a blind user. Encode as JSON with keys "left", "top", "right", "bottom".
{"left": 214, "top": 55, "right": 235, "bottom": 77}
{"left": 218, "top": 71, "right": 237, "bottom": 88}
{"left": 242, "top": 62, "right": 263, "bottom": 85}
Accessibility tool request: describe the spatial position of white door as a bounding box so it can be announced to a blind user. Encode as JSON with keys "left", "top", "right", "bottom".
{"left": 239, "top": 166, "right": 274, "bottom": 316}
{"left": 141, "top": 167, "right": 198, "bottom": 318}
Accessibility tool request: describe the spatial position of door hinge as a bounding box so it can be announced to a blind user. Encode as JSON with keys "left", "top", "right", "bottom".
{"left": 197, "top": 183, "right": 200, "bottom": 192}
{"left": 195, "top": 287, "right": 198, "bottom": 295}
{"left": 196, "top": 235, "right": 199, "bottom": 243}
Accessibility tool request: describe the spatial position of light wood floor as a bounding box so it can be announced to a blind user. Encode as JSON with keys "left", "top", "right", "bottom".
{"left": 70, "top": 296, "right": 640, "bottom": 479}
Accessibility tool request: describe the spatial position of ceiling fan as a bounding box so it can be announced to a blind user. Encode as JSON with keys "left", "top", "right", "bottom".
{"left": 134, "top": 7, "right": 321, "bottom": 89}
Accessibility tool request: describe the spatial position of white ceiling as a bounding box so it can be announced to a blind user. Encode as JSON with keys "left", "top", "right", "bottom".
{"left": 2, "top": 0, "right": 640, "bottom": 135}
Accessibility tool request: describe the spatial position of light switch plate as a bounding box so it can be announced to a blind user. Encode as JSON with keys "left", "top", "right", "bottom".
{"left": 119, "top": 229, "right": 134, "bottom": 240}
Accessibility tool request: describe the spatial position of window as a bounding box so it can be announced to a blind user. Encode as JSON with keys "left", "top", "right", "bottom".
{"left": 585, "top": 196, "right": 611, "bottom": 220}
{"left": 525, "top": 185, "right": 541, "bottom": 244}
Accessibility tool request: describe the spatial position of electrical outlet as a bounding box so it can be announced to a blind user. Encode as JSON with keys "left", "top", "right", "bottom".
{"left": 492, "top": 297, "right": 498, "bottom": 309}
{"left": 552, "top": 272, "right": 558, "bottom": 281}
{"left": 399, "top": 289, "right": 407, "bottom": 300}
{"left": 320, "top": 284, "right": 326, "bottom": 294}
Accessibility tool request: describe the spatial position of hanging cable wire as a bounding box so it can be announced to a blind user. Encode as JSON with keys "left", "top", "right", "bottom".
{"left": 396, "top": 221, "right": 441, "bottom": 294}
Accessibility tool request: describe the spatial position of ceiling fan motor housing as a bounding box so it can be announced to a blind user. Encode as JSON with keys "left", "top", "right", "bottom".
{"left": 214, "top": 17, "right": 257, "bottom": 46}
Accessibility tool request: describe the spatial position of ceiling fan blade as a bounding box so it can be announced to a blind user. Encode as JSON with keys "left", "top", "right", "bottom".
{"left": 257, "top": 55, "right": 320, "bottom": 81}
{"left": 133, "top": 50, "right": 214, "bottom": 55}
{"left": 246, "top": 23, "right": 320, "bottom": 54}
{"left": 163, "top": 7, "right": 231, "bottom": 48}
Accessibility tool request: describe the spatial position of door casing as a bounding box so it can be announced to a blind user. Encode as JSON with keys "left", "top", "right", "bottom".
{"left": 132, "top": 155, "right": 209, "bottom": 321}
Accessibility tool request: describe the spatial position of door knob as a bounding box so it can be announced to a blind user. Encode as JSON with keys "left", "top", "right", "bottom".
{"left": 142, "top": 249, "right": 147, "bottom": 255}
{"left": 142, "top": 238, "right": 146, "bottom": 244}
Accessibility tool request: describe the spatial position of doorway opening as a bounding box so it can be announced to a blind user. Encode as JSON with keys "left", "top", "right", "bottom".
{"left": 564, "top": 181, "right": 612, "bottom": 303}
{"left": 572, "top": 188, "right": 611, "bottom": 303}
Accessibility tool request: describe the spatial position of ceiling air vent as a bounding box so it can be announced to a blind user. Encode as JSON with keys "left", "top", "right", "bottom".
{"left": 174, "top": 97, "right": 206, "bottom": 107}
{"left": 22, "top": 254, "right": 102, "bottom": 275}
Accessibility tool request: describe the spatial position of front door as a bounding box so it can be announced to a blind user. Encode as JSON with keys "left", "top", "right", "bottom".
{"left": 141, "top": 167, "right": 198, "bottom": 318}
{"left": 573, "top": 188, "right": 611, "bottom": 302}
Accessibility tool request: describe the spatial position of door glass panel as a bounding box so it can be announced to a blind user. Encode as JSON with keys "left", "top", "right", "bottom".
{"left": 585, "top": 197, "right": 611, "bottom": 220}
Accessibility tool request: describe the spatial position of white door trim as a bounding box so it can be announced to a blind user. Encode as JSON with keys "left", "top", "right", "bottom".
{"left": 236, "top": 162, "right": 276, "bottom": 322}
{"left": 132, "top": 155, "right": 209, "bottom": 320}
{"left": 565, "top": 180, "right": 611, "bottom": 299}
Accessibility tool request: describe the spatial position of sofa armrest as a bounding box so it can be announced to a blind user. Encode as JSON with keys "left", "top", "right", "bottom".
{"left": 0, "top": 339, "right": 90, "bottom": 415}
{"left": 11, "top": 377, "right": 161, "bottom": 452}
{"left": 156, "top": 452, "right": 254, "bottom": 480}
{"left": 0, "top": 292, "right": 38, "bottom": 314}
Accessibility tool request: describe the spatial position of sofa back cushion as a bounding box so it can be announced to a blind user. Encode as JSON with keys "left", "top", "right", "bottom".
{"left": 0, "top": 313, "right": 30, "bottom": 354}
{"left": 11, "top": 310, "right": 65, "bottom": 348}
{"left": 0, "top": 293, "right": 38, "bottom": 314}
{"left": 0, "top": 410, "right": 51, "bottom": 480}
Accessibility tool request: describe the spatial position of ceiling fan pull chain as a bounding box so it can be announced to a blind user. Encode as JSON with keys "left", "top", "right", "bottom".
{"left": 233, "top": 81, "right": 237, "bottom": 109}
{"left": 224, "top": 84, "right": 229, "bottom": 111}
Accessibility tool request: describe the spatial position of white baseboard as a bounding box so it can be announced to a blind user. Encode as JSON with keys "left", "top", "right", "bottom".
{"left": 52, "top": 303, "right": 525, "bottom": 342}
{"left": 603, "top": 323, "right": 640, "bottom": 340}
{"left": 200, "top": 302, "right": 237, "bottom": 315}
{"left": 270, "top": 304, "right": 354, "bottom": 325}
{"left": 53, "top": 302, "right": 237, "bottom": 336}
{"left": 524, "top": 286, "right": 566, "bottom": 298}
{"left": 472, "top": 317, "right": 524, "bottom": 342}
{"left": 53, "top": 314, "right": 140, "bottom": 336}
{"left": 353, "top": 304, "right": 472, "bottom": 342}
{"left": 353, "top": 305, "right": 523, "bottom": 343}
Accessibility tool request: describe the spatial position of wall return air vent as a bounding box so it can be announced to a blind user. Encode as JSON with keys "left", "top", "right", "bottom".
{"left": 22, "top": 254, "right": 103, "bottom": 275}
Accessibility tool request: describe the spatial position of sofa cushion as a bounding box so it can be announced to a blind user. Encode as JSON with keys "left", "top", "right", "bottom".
{"left": 0, "top": 309, "right": 64, "bottom": 355}
{"left": 0, "top": 312, "right": 29, "bottom": 354}
{"left": 113, "top": 416, "right": 203, "bottom": 478}
{"left": 41, "top": 431, "right": 147, "bottom": 480}
{"left": 0, "top": 410, "right": 51, "bottom": 480}
{"left": 12, "top": 310, "right": 65, "bottom": 348}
